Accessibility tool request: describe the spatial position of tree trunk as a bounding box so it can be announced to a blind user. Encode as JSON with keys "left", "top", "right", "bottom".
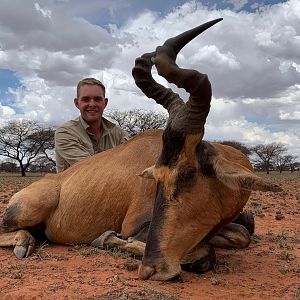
{"left": 19, "top": 163, "right": 26, "bottom": 177}
{"left": 266, "top": 164, "right": 270, "bottom": 174}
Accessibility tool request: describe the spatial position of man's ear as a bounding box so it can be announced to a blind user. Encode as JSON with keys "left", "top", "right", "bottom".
{"left": 104, "top": 98, "right": 108, "bottom": 108}
{"left": 74, "top": 98, "right": 79, "bottom": 109}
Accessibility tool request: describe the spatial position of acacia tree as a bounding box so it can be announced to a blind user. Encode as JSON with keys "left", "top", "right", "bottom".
{"left": 251, "top": 143, "right": 287, "bottom": 174}
{"left": 30, "top": 131, "right": 56, "bottom": 165}
{"left": 274, "top": 154, "right": 288, "bottom": 173}
{"left": 0, "top": 159, "right": 17, "bottom": 173}
{"left": 105, "top": 109, "right": 168, "bottom": 136}
{"left": 0, "top": 120, "right": 55, "bottom": 176}
{"left": 284, "top": 155, "right": 298, "bottom": 172}
{"left": 218, "top": 140, "right": 251, "bottom": 157}
{"left": 31, "top": 156, "right": 56, "bottom": 173}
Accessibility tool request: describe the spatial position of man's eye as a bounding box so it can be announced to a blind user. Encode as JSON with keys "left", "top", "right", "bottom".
{"left": 94, "top": 97, "right": 104, "bottom": 102}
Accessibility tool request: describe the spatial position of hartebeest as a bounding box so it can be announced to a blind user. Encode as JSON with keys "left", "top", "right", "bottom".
{"left": 0, "top": 19, "right": 281, "bottom": 281}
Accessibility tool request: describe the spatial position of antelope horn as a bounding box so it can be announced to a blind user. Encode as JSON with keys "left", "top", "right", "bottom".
{"left": 132, "top": 18, "right": 222, "bottom": 133}
{"left": 157, "top": 18, "right": 223, "bottom": 66}
{"left": 132, "top": 53, "right": 184, "bottom": 113}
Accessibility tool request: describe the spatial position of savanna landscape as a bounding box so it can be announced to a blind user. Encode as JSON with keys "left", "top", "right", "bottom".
{"left": 0, "top": 171, "right": 299, "bottom": 300}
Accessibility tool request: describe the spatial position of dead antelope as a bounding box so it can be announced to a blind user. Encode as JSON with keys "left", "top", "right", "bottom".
{"left": 0, "top": 19, "right": 281, "bottom": 281}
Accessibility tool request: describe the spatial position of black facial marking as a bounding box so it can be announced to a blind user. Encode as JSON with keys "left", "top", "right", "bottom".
{"left": 131, "top": 210, "right": 153, "bottom": 243}
{"left": 196, "top": 141, "right": 217, "bottom": 177}
{"left": 132, "top": 223, "right": 150, "bottom": 243}
{"left": 143, "top": 182, "right": 166, "bottom": 262}
{"left": 156, "top": 125, "right": 186, "bottom": 167}
{"left": 172, "top": 165, "right": 197, "bottom": 200}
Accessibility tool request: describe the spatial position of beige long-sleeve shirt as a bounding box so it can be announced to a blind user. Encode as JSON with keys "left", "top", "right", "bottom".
{"left": 55, "top": 116, "right": 129, "bottom": 172}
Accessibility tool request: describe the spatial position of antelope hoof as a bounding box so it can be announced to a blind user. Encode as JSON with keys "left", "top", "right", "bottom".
{"left": 181, "top": 247, "right": 216, "bottom": 274}
{"left": 14, "top": 245, "right": 26, "bottom": 258}
{"left": 233, "top": 210, "right": 255, "bottom": 236}
{"left": 209, "top": 223, "right": 251, "bottom": 249}
{"left": 91, "top": 230, "right": 125, "bottom": 249}
{"left": 13, "top": 231, "right": 35, "bottom": 258}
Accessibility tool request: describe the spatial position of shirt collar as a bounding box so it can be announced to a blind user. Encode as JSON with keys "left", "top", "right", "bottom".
{"left": 79, "top": 115, "right": 116, "bottom": 135}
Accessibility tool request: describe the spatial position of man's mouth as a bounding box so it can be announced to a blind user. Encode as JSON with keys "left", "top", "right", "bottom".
{"left": 86, "top": 110, "right": 98, "bottom": 113}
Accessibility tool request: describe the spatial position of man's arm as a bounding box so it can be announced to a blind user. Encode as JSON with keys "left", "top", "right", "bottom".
{"left": 55, "top": 128, "right": 92, "bottom": 172}
{"left": 115, "top": 126, "right": 130, "bottom": 144}
{"left": 120, "top": 130, "right": 130, "bottom": 143}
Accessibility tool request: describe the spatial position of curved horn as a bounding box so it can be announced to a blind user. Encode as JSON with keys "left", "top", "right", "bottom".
{"left": 132, "top": 52, "right": 184, "bottom": 113}
{"left": 159, "top": 18, "right": 223, "bottom": 63}
{"left": 132, "top": 18, "right": 223, "bottom": 133}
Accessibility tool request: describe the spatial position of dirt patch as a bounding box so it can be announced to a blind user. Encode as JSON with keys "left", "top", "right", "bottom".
{"left": 0, "top": 172, "right": 299, "bottom": 299}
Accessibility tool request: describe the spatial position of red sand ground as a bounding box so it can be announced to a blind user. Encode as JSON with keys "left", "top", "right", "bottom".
{"left": 0, "top": 172, "right": 299, "bottom": 300}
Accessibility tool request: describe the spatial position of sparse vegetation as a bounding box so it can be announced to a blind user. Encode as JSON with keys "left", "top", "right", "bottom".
{"left": 11, "top": 271, "right": 23, "bottom": 279}
{"left": 249, "top": 198, "right": 264, "bottom": 216}
{"left": 105, "top": 246, "right": 138, "bottom": 259}
{"left": 85, "top": 286, "right": 179, "bottom": 300}
{"left": 271, "top": 232, "right": 290, "bottom": 248}
{"left": 278, "top": 264, "right": 291, "bottom": 274}
{"left": 79, "top": 247, "right": 101, "bottom": 257}
{"left": 48, "top": 283, "right": 65, "bottom": 292}
{"left": 278, "top": 251, "right": 295, "bottom": 261}
{"left": 214, "top": 252, "right": 237, "bottom": 274}
{"left": 34, "top": 241, "right": 50, "bottom": 260}
{"left": 0, "top": 168, "right": 298, "bottom": 299}
{"left": 211, "top": 275, "right": 227, "bottom": 286}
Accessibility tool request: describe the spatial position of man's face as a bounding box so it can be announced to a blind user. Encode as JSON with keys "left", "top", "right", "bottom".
{"left": 74, "top": 84, "right": 108, "bottom": 124}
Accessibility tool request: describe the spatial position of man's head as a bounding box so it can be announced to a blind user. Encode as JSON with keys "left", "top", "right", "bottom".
{"left": 74, "top": 78, "right": 108, "bottom": 125}
{"left": 76, "top": 78, "right": 106, "bottom": 98}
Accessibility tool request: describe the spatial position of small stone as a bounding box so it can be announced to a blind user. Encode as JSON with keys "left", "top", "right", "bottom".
{"left": 275, "top": 211, "right": 284, "bottom": 220}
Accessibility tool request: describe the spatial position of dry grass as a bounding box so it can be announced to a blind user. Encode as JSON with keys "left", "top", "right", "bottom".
{"left": 0, "top": 171, "right": 299, "bottom": 299}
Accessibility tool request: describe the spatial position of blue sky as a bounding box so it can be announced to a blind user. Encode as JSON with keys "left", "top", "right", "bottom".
{"left": 0, "top": 0, "right": 299, "bottom": 157}
{"left": 0, "top": 70, "right": 20, "bottom": 99}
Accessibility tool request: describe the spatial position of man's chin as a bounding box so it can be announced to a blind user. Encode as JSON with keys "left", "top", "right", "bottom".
{"left": 83, "top": 115, "right": 101, "bottom": 123}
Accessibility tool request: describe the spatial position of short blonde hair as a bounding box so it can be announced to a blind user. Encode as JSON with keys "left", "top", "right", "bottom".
{"left": 76, "top": 78, "right": 106, "bottom": 98}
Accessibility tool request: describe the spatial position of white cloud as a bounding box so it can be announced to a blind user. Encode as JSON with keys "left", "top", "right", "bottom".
{"left": 205, "top": 97, "right": 300, "bottom": 157}
{"left": 0, "top": 0, "right": 120, "bottom": 87}
{"left": 0, "top": 102, "right": 16, "bottom": 126}
{"left": 0, "top": 0, "right": 299, "bottom": 158}
{"left": 0, "top": 103, "right": 15, "bottom": 116}
{"left": 34, "top": 3, "right": 52, "bottom": 19}
{"left": 189, "top": 45, "right": 241, "bottom": 70}
{"left": 279, "top": 111, "right": 300, "bottom": 120}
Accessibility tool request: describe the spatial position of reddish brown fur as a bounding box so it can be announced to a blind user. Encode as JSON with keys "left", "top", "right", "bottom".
{"left": 0, "top": 130, "right": 280, "bottom": 280}
{"left": 142, "top": 140, "right": 252, "bottom": 274}
{"left": 0, "top": 129, "right": 276, "bottom": 245}
{"left": 136, "top": 132, "right": 281, "bottom": 280}
{"left": 0, "top": 131, "right": 160, "bottom": 245}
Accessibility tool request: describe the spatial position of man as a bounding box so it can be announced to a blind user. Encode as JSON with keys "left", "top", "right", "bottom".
{"left": 55, "top": 78, "right": 129, "bottom": 172}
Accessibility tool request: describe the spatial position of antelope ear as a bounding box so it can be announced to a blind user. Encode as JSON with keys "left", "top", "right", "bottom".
{"left": 138, "top": 166, "right": 155, "bottom": 179}
{"left": 212, "top": 156, "right": 283, "bottom": 192}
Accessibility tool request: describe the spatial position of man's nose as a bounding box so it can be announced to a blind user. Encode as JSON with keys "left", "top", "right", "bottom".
{"left": 88, "top": 99, "right": 97, "bottom": 106}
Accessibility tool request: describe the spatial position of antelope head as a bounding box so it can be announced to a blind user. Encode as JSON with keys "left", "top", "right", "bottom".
{"left": 132, "top": 19, "right": 223, "bottom": 280}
